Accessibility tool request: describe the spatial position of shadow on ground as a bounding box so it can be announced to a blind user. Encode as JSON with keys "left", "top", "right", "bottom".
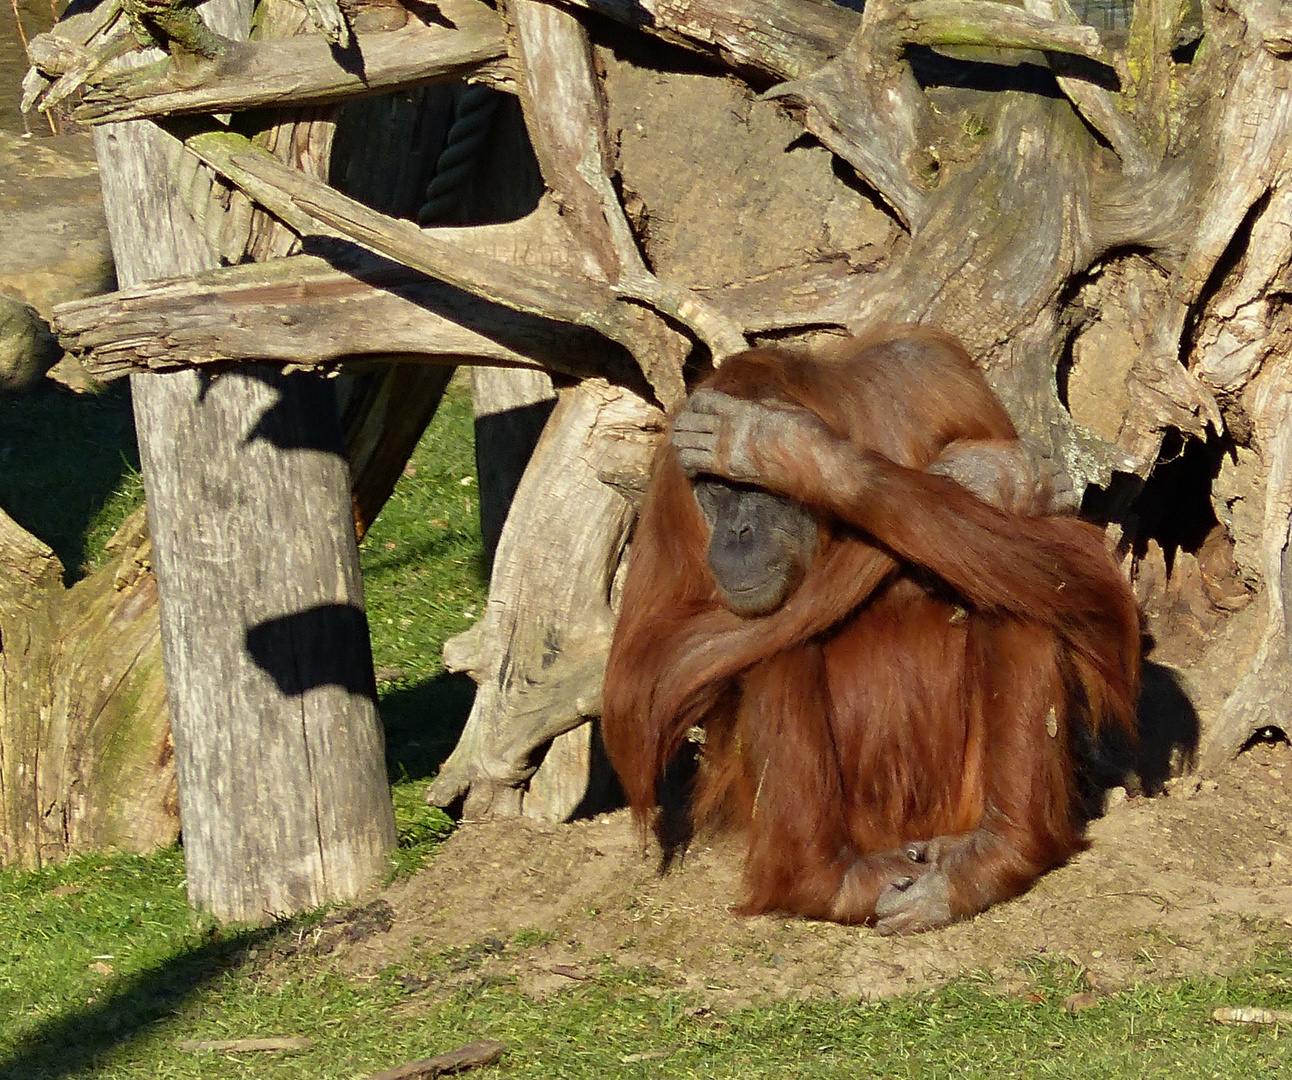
{"left": 381, "top": 670, "right": 476, "bottom": 783}
{"left": 0, "top": 924, "right": 282, "bottom": 1080}
{"left": 0, "top": 381, "right": 139, "bottom": 583}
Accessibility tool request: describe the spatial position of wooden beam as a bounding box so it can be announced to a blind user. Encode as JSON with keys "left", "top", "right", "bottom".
{"left": 53, "top": 253, "right": 631, "bottom": 381}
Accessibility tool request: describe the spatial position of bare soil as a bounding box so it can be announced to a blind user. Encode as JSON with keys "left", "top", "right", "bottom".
{"left": 335, "top": 741, "right": 1292, "bottom": 1007}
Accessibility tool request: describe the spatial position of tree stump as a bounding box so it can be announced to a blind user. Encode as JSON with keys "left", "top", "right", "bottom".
{"left": 0, "top": 506, "right": 176, "bottom": 867}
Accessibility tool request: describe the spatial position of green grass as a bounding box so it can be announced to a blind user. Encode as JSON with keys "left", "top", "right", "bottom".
{"left": 1, "top": 845, "right": 1290, "bottom": 1078}
{"left": 359, "top": 377, "right": 489, "bottom": 788}
{"left": 360, "top": 380, "right": 486, "bottom": 687}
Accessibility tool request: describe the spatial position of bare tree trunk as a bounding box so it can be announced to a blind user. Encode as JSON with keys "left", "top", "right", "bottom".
{"left": 467, "top": 364, "right": 630, "bottom": 821}
{"left": 433, "top": 378, "right": 659, "bottom": 821}
{"left": 95, "top": 0, "right": 394, "bottom": 921}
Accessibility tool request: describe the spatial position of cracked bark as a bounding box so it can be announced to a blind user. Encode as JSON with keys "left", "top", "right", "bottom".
{"left": 0, "top": 507, "right": 176, "bottom": 868}
{"left": 90, "top": 0, "right": 395, "bottom": 921}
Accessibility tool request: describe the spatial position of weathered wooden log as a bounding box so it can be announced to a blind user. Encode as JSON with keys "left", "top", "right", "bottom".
{"left": 558, "top": 0, "right": 1108, "bottom": 82}
{"left": 465, "top": 365, "right": 578, "bottom": 814}
{"left": 556, "top": 0, "right": 859, "bottom": 80}
{"left": 52, "top": 250, "right": 627, "bottom": 382}
{"left": 94, "top": 0, "right": 395, "bottom": 922}
{"left": 432, "top": 379, "right": 660, "bottom": 821}
{"left": 68, "top": 1, "right": 510, "bottom": 123}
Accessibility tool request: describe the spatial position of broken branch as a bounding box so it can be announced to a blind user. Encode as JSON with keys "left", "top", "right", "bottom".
{"left": 901, "top": 0, "right": 1107, "bottom": 60}
{"left": 74, "top": 2, "right": 508, "bottom": 123}
{"left": 361, "top": 1040, "right": 506, "bottom": 1080}
{"left": 180, "top": 127, "right": 622, "bottom": 323}
{"left": 1213, "top": 1006, "right": 1292, "bottom": 1026}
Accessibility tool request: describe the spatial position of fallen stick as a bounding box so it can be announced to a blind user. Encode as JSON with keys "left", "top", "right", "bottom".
{"left": 1212, "top": 1006, "right": 1292, "bottom": 1026}
{"left": 363, "top": 1040, "right": 507, "bottom": 1080}
{"left": 178, "top": 1036, "right": 313, "bottom": 1052}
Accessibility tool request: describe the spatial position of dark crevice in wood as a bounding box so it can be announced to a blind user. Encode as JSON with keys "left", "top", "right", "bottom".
{"left": 1171, "top": 35, "right": 1202, "bottom": 65}
{"left": 1240, "top": 724, "right": 1291, "bottom": 751}
{"left": 585, "top": 10, "right": 731, "bottom": 80}
{"left": 1054, "top": 321, "right": 1078, "bottom": 414}
{"left": 907, "top": 45, "right": 1066, "bottom": 98}
{"left": 1128, "top": 429, "right": 1228, "bottom": 575}
{"left": 1080, "top": 472, "right": 1146, "bottom": 532}
{"left": 1181, "top": 187, "right": 1273, "bottom": 366}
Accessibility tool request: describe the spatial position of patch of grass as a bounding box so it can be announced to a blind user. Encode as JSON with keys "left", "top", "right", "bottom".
{"left": 82, "top": 457, "right": 145, "bottom": 566}
{"left": 0, "top": 382, "right": 143, "bottom": 582}
{"left": 361, "top": 377, "right": 488, "bottom": 787}
{"left": 513, "top": 928, "right": 557, "bottom": 949}
{"left": 361, "top": 379, "right": 487, "bottom": 688}
{"left": 389, "top": 781, "right": 456, "bottom": 880}
{"left": 1, "top": 849, "right": 1290, "bottom": 1080}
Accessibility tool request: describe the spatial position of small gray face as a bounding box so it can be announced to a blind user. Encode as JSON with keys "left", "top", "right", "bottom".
{"left": 691, "top": 478, "right": 820, "bottom": 617}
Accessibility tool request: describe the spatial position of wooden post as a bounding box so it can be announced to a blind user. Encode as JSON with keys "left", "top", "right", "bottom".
{"left": 94, "top": 0, "right": 394, "bottom": 921}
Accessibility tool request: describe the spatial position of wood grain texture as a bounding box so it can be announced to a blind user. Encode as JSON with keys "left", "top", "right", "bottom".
{"left": 53, "top": 250, "right": 627, "bottom": 382}
{"left": 73, "top": 3, "right": 509, "bottom": 123}
{"left": 431, "top": 380, "right": 661, "bottom": 822}
{"left": 560, "top": 0, "right": 859, "bottom": 80}
{"left": 93, "top": 0, "right": 394, "bottom": 920}
{"left": 0, "top": 508, "right": 177, "bottom": 869}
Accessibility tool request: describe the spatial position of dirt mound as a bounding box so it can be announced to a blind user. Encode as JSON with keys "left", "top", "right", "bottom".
{"left": 337, "top": 741, "right": 1291, "bottom": 1007}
